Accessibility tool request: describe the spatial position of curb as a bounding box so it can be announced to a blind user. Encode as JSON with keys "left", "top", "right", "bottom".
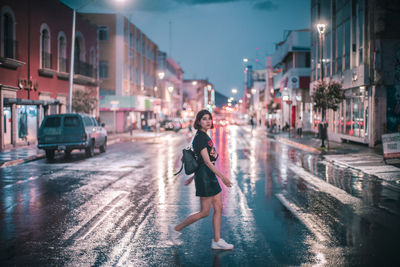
{"left": 275, "top": 136, "right": 322, "bottom": 154}
{"left": 0, "top": 153, "right": 45, "bottom": 168}
{"left": 0, "top": 133, "right": 167, "bottom": 168}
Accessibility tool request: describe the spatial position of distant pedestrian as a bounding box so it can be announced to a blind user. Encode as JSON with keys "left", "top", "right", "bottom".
{"left": 297, "top": 116, "right": 303, "bottom": 137}
{"left": 188, "top": 119, "right": 193, "bottom": 137}
{"left": 250, "top": 116, "right": 255, "bottom": 130}
{"left": 169, "top": 109, "right": 233, "bottom": 250}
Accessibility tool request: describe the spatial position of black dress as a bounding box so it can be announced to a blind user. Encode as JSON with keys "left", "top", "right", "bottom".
{"left": 192, "top": 130, "right": 222, "bottom": 197}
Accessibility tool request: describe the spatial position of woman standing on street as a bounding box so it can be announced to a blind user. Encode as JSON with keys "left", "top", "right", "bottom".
{"left": 169, "top": 109, "right": 234, "bottom": 250}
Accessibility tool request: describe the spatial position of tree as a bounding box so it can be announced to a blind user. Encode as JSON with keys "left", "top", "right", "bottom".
{"left": 72, "top": 88, "right": 97, "bottom": 114}
{"left": 312, "top": 81, "right": 345, "bottom": 120}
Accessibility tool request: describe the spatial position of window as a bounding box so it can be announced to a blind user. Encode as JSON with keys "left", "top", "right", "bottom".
{"left": 358, "top": 0, "right": 364, "bottom": 64}
{"left": 83, "top": 116, "right": 93, "bottom": 126}
{"left": 41, "top": 26, "right": 51, "bottom": 69}
{"left": 90, "top": 117, "right": 98, "bottom": 126}
{"left": 325, "top": 33, "right": 331, "bottom": 75}
{"left": 64, "top": 116, "right": 81, "bottom": 127}
{"left": 58, "top": 34, "right": 67, "bottom": 72}
{"left": 336, "top": 24, "right": 343, "bottom": 73}
{"left": 98, "top": 26, "right": 108, "bottom": 41}
{"left": 100, "top": 61, "right": 108, "bottom": 78}
{"left": 344, "top": 19, "right": 350, "bottom": 69}
{"left": 44, "top": 117, "right": 61, "bottom": 127}
{"left": 2, "top": 13, "right": 14, "bottom": 58}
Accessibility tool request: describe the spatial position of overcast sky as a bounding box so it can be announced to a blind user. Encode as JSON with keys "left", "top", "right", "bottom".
{"left": 63, "top": 0, "right": 310, "bottom": 98}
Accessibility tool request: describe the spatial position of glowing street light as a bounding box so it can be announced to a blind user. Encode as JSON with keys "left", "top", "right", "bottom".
{"left": 243, "top": 58, "right": 249, "bottom": 63}
{"left": 251, "top": 88, "right": 257, "bottom": 94}
{"left": 316, "top": 23, "right": 327, "bottom": 36}
{"left": 158, "top": 72, "right": 165, "bottom": 80}
{"left": 239, "top": 99, "right": 243, "bottom": 103}
{"left": 231, "top": 88, "right": 238, "bottom": 94}
{"left": 168, "top": 86, "right": 174, "bottom": 93}
{"left": 192, "top": 81, "right": 197, "bottom": 85}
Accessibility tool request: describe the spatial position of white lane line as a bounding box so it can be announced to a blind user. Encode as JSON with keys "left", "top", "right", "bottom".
{"left": 276, "top": 193, "right": 328, "bottom": 243}
{"left": 77, "top": 192, "right": 128, "bottom": 240}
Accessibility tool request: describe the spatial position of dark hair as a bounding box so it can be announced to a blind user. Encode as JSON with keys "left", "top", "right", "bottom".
{"left": 194, "top": 109, "right": 214, "bottom": 130}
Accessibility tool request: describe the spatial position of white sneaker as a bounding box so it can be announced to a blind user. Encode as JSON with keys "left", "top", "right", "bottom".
{"left": 168, "top": 225, "right": 182, "bottom": 245}
{"left": 211, "top": 238, "right": 234, "bottom": 250}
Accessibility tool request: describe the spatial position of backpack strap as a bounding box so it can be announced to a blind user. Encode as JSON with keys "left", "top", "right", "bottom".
{"left": 174, "top": 161, "right": 184, "bottom": 176}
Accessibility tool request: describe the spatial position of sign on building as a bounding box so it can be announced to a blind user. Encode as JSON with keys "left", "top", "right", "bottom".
{"left": 382, "top": 133, "right": 400, "bottom": 162}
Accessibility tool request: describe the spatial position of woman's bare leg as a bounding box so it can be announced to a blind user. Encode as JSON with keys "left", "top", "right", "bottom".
{"left": 212, "top": 193, "right": 222, "bottom": 242}
{"left": 175, "top": 196, "right": 213, "bottom": 232}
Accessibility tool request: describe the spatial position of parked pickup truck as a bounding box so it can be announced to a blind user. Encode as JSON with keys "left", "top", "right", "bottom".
{"left": 38, "top": 113, "right": 107, "bottom": 160}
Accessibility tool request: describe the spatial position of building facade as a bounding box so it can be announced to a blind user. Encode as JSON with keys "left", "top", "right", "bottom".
{"left": 271, "top": 29, "right": 312, "bottom": 131}
{"left": 310, "top": 0, "right": 400, "bottom": 147}
{"left": 0, "top": 0, "right": 98, "bottom": 149}
{"left": 182, "top": 79, "right": 215, "bottom": 118}
{"left": 157, "top": 51, "right": 184, "bottom": 119}
{"left": 84, "top": 13, "right": 159, "bottom": 132}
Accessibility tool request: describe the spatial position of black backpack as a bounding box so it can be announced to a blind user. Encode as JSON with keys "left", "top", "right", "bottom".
{"left": 174, "top": 147, "right": 199, "bottom": 176}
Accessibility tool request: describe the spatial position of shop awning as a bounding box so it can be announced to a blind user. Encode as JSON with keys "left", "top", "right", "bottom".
{"left": 4, "top": 98, "right": 60, "bottom": 106}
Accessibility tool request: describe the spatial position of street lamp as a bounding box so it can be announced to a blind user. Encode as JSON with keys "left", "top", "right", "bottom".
{"left": 251, "top": 88, "right": 257, "bottom": 95}
{"left": 192, "top": 81, "right": 197, "bottom": 85}
{"left": 243, "top": 58, "right": 249, "bottom": 63}
{"left": 158, "top": 72, "right": 165, "bottom": 80}
{"left": 317, "top": 22, "right": 327, "bottom": 148}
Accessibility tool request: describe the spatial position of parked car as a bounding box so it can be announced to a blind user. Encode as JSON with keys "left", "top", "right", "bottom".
{"left": 38, "top": 113, "right": 107, "bottom": 160}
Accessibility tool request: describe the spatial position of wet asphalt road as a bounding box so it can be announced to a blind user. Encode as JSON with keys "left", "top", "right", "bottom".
{"left": 1, "top": 126, "right": 400, "bottom": 266}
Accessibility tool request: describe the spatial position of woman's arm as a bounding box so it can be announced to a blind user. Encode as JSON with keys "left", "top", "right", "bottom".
{"left": 200, "top": 148, "right": 232, "bottom": 187}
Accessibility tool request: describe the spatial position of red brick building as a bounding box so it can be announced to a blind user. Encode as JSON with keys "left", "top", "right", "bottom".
{"left": 0, "top": 0, "right": 99, "bottom": 149}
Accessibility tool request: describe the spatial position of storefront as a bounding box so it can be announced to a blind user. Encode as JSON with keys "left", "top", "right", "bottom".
{"left": 327, "top": 86, "right": 369, "bottom": 143}
{"left": 2, "top": 98, "right": 60, "bottom": 148}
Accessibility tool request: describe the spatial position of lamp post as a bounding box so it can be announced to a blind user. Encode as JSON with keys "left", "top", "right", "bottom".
{"left": 316, "top": 23, "right": 326, "bottom": 82}
{"left": 317, "top": 23, "right": 327, "bottom": 148}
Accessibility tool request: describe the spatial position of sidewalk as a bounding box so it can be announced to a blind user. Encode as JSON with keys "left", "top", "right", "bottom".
{"left": 0, "top": 130, "right": 167, "bottom": 168}
{"left": 268, "top": 130, "right": 400, "bottom": 182}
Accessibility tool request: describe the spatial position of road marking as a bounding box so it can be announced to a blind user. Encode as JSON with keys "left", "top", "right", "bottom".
{"left": 69, "top": 192, "right": 128, "bottom": 241}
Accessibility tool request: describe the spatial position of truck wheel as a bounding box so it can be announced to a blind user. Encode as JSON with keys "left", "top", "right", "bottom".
{"left": 45, "top": 149, "right": 55, "bottom": 160}
{"left": 100, "top": 139, "right": 107, "bottom": 153}
{"left": 85, "top": 140, "right": 95, "bottom": 157}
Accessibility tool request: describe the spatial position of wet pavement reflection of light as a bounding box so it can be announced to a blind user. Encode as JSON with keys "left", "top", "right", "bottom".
{"left": 1, "top": 127, "right": 400, "bottom": 266}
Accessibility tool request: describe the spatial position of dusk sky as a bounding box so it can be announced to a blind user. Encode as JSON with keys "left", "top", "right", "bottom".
{"left": 63, "top": 0, "right": 311, "bottom": 98}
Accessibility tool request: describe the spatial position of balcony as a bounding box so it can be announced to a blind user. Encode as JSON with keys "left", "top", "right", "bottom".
{"left": 74, "top": 61, "right": 96, "bottom": 78}
{"left": 0, "top": 39, "right": 25, "bottom": 69}
{"left": 74, "top": 60, "right": 98, "bottom": 85}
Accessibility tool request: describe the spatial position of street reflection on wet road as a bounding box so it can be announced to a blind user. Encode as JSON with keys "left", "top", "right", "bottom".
{"left": 1, "top": 126, "right": 400, "bottom": 266}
